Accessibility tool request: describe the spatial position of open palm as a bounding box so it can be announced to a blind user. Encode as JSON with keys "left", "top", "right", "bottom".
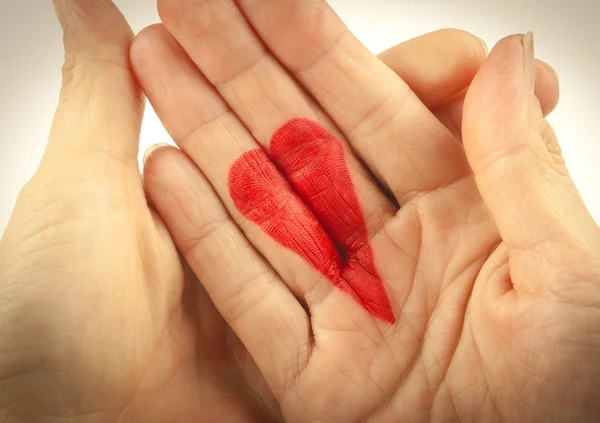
{"left": 0, "top": 2, "right": 281, "bottom": 421}
{"left": 133, "top": 1, "right": 600, "bottom": 423}
{"left": 0, "top": 1, "right": 547, "bottom": 422}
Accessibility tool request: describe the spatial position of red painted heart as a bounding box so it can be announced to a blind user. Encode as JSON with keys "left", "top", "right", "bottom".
{"left": 228, "top": 118, "right": 395, "bottom": 323}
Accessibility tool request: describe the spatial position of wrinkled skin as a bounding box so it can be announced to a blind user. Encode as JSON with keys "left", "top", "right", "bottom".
{"left": 134, "top": 1, "right": 600, "bottom": 423}
{"left": 0, "top": 1, "right": 559, "bottom": 422}
{"left": 3, "top": 0, "right": 598, "bottom": 423}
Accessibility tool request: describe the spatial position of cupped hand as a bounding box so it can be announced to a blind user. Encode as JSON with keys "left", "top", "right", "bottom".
{"left": 133, "top": 1, "right": 598, "bottom": 423}
{"left": 0, "top": 1, "right": 280, "bottom": 421}
{"left": 0, "top": 1, "right": 522, "bottom": 422}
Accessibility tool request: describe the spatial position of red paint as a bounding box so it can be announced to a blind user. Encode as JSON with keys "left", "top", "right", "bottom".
{"left": 229, "top": 118, "right": 394, "bottom": 323}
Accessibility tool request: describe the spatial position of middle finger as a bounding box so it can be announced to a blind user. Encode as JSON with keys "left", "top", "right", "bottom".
{"left": 156, "top": 0, "right": 396, "bottom": 238}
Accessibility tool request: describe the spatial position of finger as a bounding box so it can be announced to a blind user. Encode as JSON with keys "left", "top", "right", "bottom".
{"left": 534, "top": 59, "right": 560, "bottom": 117}
{"left": 376, "top": 30, "right": 558, "bottom": 138}
{"left": 132, "top": 24, "right": 397, "bottom": 322}
{"left": 131, "top": 24, "right": 323, "bottom": 302}
{"left": 142, "top": 142, "right": 171, "bottom": 210}
{"left": 154, "top": 1, "right": 395, "bottom": 240}
{"left": 143, "top": 144, "right": 310, "bottom": 398}
{"left": 462, "top": 33, "right": 598, "bottom": 291}
{"left": 230, "top": 0, "right": 472, "bottom": 203}
{"left": 433, "top": 59, "right": 561, "bottom": 140}
{"left": 377, "top": 29, "right": 488, "bottom": 109}
{"left": 47, "top": 0, "right": 143, "bottom": 169}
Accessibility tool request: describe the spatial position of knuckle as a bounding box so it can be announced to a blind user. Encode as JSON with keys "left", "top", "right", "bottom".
{"left": 59, "top": 0, "right": 127, "bottom": 39}
{"left": 58, "top": 53, "right": 87, "bottom": 105}
{"left": 538, "top": 119, "right": 569, "bottom": 174}
{"left": 64, "top": 0, "right": 110, "bottom": 29}
{"left": 14, "top": 176, "right": 55, "bottom": 218}
{"left": 158, "top": 0, "right": 216, "bottom": 36}
{"left": 60, "top": 51, "right": 77, "bottom": 87}
{"left": 181, "top": 215, "right": 231, "bottom": 256}
{"left": 57, "top": 54, "right": 102, "bottom": 110}
{"left": 222, "top": 273, "right": 271, "bottom": 324}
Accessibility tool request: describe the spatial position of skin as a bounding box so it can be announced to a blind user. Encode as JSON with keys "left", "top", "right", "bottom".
{"left": 137, "top": 1, "right": 600, "bottom": 423}
{"left": 228, "top": 118, "right": 396, "bottom": 323}
{"left": 0, "top": 1, "right": 586, "bottom": 423}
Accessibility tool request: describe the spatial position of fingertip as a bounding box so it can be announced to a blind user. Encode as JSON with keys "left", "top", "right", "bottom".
{"left": 52, "top": 0, "right": 68, "bottom": 30}
{"left": 130, "top": 24, "right": 188, "bottom": 96}
{"left": 463, "top": 34, "right": 529, "bottom": 136}
{"left": 434, "top": 28, "right": 489, "bottom": 58}
{"left": 415, "top": 28, "right": 488, "bottom": 52}
{"left": 54, "top": 0, "right": 133, "bottom": 42}
{"left": 142, "top": 143, "right": 207, "bottom": 206}
{"left": 377, "top": 28, "right": 490, "bottom": 108}
{"left": 131, "top": 24, "right": 164, "bottom": 75}
{"left": 131, "top": 24, "right": 168, "bottom": 64}
{"left": 476, "top": 35, "right": 489, "bottom": 57}
{"left": 47, "top": 0, "right": 144, "bottom": 168}
{"left": 536, "top": 59, "right": 559, "bottom": 84}
{"left": 534, "top": 59, "right": 560, "bottom": 116}
{"left": 142, "top": 144, "right": 181, "bottom": 185}
{"left": 143, "top": 142, "right": 173, "bottom": 167}
{"left": 142, "top": 144, "right": 187, "bottom": 216}
{"left": 429, "top": 28, "right": 489, "bottom": 61}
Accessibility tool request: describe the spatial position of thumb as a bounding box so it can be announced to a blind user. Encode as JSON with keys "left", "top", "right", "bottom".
{"left": 44, "top": 0, "right": 144, "bottom": 171}
{"left": 463, "top": 33, "right": 600, "bottom": 288}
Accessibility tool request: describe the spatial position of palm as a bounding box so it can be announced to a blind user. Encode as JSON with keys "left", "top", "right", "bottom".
{"left": 94, "top": 209, "right": 278, "bottom": 422}
{"left": 4, "top": 0, "right": 594, "bottom": 421}
{"left": 0, "top": 2, "right": 514, "bottom": 421}
{"left": 263, "top": 118, "right": 599, "bottom": 423}
{"left": 130, "top": 1, "right": 499, "bottom": 420}
{"left": 0, "top": 167, "right": 276, "bottom": 421}
{"left": 275, "top": 175, "right": 497, "bottom": 421}
{"left": 133, "top": 1, "right": 600, "bottom": 421}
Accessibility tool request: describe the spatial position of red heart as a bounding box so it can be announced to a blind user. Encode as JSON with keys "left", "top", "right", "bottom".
{"left": 229, "top": 118, "right": 394, "bottom": 323}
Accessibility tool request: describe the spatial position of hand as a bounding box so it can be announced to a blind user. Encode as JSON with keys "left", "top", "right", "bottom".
{"left": 0, "top": 1, "right": 529, "bottom": 422}
{"left": 0, "top": 1, "right": 280, "bottom": 421}
{"left": 133, "top": 1, "right": 598, "bottom": 422}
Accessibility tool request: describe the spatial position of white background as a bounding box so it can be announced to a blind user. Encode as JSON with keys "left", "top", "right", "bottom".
{"left": 0, "top": 0, "right": 598, "bottom": 235}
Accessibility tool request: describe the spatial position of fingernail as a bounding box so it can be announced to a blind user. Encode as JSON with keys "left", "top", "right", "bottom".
{"left": 143, "top": 143, "right": 171, "bottom": 166}
{"left": 477, "top": 36, "right": 489, "bottom": 56}
{"left": 523, "top": 31, "right": 535, "bottom": 91}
